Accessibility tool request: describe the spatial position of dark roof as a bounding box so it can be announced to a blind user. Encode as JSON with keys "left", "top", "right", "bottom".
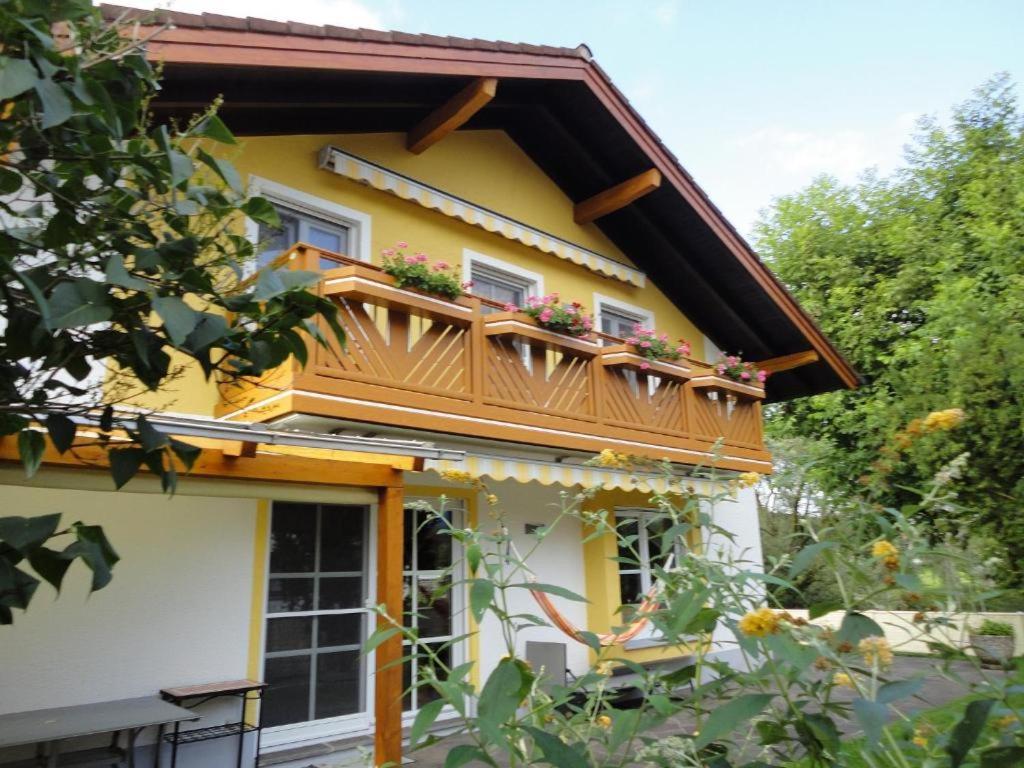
{"left": 99, "top": 4, "right": 859, "bottom": 401}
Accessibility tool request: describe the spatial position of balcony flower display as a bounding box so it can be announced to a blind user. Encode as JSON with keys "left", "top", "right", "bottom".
{"left": 715, "top": 354, "right": 768, "bottom": 384}
{"left": 624, "top": 324, "right": 691, "bottom": 370}
{"left": 380, "top": 243, "right": 472, "bottom": 300}
{"left": 511, "top": 294, "right": 594, "bottom": 338}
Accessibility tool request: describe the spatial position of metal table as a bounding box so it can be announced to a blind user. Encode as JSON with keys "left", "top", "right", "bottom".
{"left": 0, "top": 696, "right": 198, "bottom": 767}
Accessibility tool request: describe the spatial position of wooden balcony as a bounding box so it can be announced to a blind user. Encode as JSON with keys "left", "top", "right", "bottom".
{"left": 217, "top": 246, "right": 769, "bottom": 473}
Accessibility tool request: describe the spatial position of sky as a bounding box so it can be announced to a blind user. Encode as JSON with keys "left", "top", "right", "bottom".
{"left": 110, "top": 0, "right": 1024, "bottom": 237}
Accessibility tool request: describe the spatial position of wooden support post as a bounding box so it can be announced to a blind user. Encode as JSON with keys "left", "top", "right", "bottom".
{"left": 756, "top": 350, "right": 819, "bottom": 375}
{"left": 573, "top": 169, "right": 662, "bottom": 224}
{"left": 374, "top": 485, "right": 405, "bottom": 767}
{"left": 407, "top": 77, "right": 498, "bottom": 154}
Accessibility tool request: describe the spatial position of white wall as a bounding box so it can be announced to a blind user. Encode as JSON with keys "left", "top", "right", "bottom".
{"left": 0, "top": 484, "right": 259, "bottom": 714}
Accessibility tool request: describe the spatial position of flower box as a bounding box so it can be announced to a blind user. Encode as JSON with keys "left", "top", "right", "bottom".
{"left": 482, "top": 312, "right": 600, "bottom": 356}
{"left": 688, "top": 374, "right": 766, "bottom": 401}
{"left": 599, "top": 344, "right": 693, "bottom": 381}
{"left": 320, "top": 264, "right": 474, "bottom": 325}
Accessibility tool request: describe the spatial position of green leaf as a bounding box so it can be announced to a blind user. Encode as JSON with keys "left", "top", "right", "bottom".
{"left": 522, "top": 726, "right": 589, "bottom": 768}
{"left": 852, "top": 698, "right": 888, "bottom": 747}
{"left": 0, "top": 57, "right": 37, "bottom": 100}
{"left": 167, "top": 149, "right": 194, "bottom": 188}
{"left": 695, "top": 693, "right": 774, "bottom": 748}
{"left": 0, "top": 513, "right": 60, "bottom": 552}
{"left": 0, "top": 559, "right": 40, "bottom": 611}
{"left": 470, "top": 578, "right": 494, "bottom": 623}
{"left": 192, "top": 114, "right": 237, "bottom": 144}
{"left": 477, "top": 658, "right": 525, "bottom": 743}
{"left": 183, "top": 312, "right": 229, "bottom": 352}
{"left": 45, "top": 414, "right": 76, "bottom": 454}
{"left": 788, "top": 541, "right": 836, "bottom": 578}
{"left": 0, "top": 414, "right": 28, "bottom": 436}
{"left": 466, "top": 543, "right": 482, "bottom": 574}
{"left": 877, "top": 678, "right": 922, "bottom": 704}
{"left": 136, "top": 415, "right": 168, "bottom": 452}
{"left": 0, "top": 166, "right": 21, "bottom": 195}
{"left": 47, "top": 279, "right": 112, "bottom": 329}
{"left": 34, "top": 76, "right": 73, "bottom": 129}
{"left": 68, "top": 523, "right": 119, "bottom": 592}
{"left": 409, "top": 699, "right": 444, "bottom": 748}
{"left": 808, "top": 601, "right": 843, "bottom": 620}
{"left": 836, "top": 612, "right": 885, "bottom": 646}
{"left": 980, "top": 746, "right": 1024, "bottom": 767}
{"left": 444, "top": 744, "right": 494, "bottom": 768}
{"left": 755, "top": 719, "right": 787, "bottom": 746}
{"left": 946, "top": 699, "right": 995, "bottom": 768}
{"left": 17, "top": 429, "right": 45, "bottom": 478}
{"left": 105, "top": 254, "right": 149, "bottom": 291}
{"left": 196, "top": 148, "right": 243, "bottom": 193}
{"left": 660, "top": 663, "right": 697, "bottom": 688}
{"left": 242, "top": 196, "right": 281, "bottom": 227}
{"left": 109, "top": 447, "right": 145, "bottom": 489}
{"left": 27, "top": 546, "right": 73, "bottom": 593}
{"left": 152, "top": 295, "right": 199, "bottom": 346}
{"left": 170, "top": 439, "right": 201, "bottom": 472}
{"left": 363, "top": 626, "right": 401, "bottom": 655}
{"left": 509, "top": 582, "right": 588, "bottom": 603}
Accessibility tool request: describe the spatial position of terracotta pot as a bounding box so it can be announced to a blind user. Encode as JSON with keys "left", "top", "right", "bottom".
{"left": 970, "top": 633, "right": 1015, "bottom": 665}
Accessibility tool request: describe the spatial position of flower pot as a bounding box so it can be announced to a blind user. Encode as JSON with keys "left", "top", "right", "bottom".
{"left": 970, "top": 633, "right": 1015, "bottom": 666}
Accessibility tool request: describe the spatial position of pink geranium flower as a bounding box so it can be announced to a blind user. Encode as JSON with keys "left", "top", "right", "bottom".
{"left": 740, "top": 371, "right": 751, "bottom": 380}
{"left": 639, "top": 340, "right": 652, "bottom": 348}
{"left": 640, "top": 362, "right": 650, "bottom": 370}
{"left": 757, "top": 370, "right": 768, "bottom": 383}
{"left": 381, "top": 248, "right": 395, "bottom": 257}
{"left": 404, "top": 255, "right": 418, "bottom": 264}
{"left": 539, "top": 309, "right": 554, "bottom": 322}
{"left": 503, "top": 303, "right": 519, "bottom": 312}
{"left": 626, "top": 336, "right": 639, "bottom": 345}
{"left": 396, "top": 241, "right": 408, "bottom": 249}
{"left": 415, "top": 253, "right": 428, "bottom": 263}
{"left": 433, "top": 260, "right": 449, "bottom": 271}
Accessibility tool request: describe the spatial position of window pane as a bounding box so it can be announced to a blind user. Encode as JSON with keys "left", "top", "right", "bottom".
{"left": 416, "top": 510, "right": 453, "bottom": 572}
{"left": 402, "top": 575, "right": 414, "bottom": 628}
{"left": 270, "top": 502, "right": 317, "bottom": 573}
{"left": 646, "top": 516, "right": 674, "bottom": 567}
{"left": 315, "top": 650, "right": 362, "bottom": 718}
{"left": 415, "top": 642, "right": 451, "bottom": 708}
{"left": 263, "top": 655, "right": 311, "bottom": 727}
{"left": 600, "top": 308, "right": 641, "bottom": 339}
{"left": 415, "top": 576, "right": 453, "bottom": 639}
{"left": 318, "top": 614, "right": 363, "bottom": 649}
{"left": 257, "top": 211, "right": 300, "bottom": 269}
{"left": 319, "top": 576, "right": 363, "bottom": 610}
{"left": 268, "top": 578, "right": 314, "bottom": 613}
{"left": 616, "top": 517, "right": 639, "bottom": 566}
{"left": 307, "top": 223, "right": 347, "bottom": 256}
{"left": 619, "top": 573, "right": 643, "bottom": 605}
{"left": 320, "top": 506, "right": 365, "bottom": 572}
{"left": 266, "top": 617, "right": 312, "bottom": 652}
{"left": 403, "top": 507, "right": 415, "bottom": 572}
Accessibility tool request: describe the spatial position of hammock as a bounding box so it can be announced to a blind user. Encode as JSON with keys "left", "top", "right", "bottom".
{"left": 514, "top": 539, "right": 674, "bottom": 647}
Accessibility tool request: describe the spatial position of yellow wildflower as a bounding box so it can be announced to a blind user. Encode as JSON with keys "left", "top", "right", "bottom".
{"left": 596, "top": 661, "right": 615, "bottom": 676}
{"left": 912, "top": 728, "right": 928, "bottom": 748}
{"left": 833, "top": 672, "right": 855, "bottom": 689}
{"left": 596, "top": 714, "right": 612, "bottom": 728}
{"left": 871, "top": 540, "right": 898, "bottom": 559}
{"left": 737, "top": 607, "right": 782, "bottom": 638}
{"left": 1, "top": 101, "right": 13, "bottom": 121}
{"left": 996, "top": 714, "right": 1017, "bottom": 729}
{"left": 486, "top": 493, "right": 499, "bottom": 506}
{"left": 439, "top": 469, "right": 475, "bottom": 484}
{"left": 737, "top": 471, "right": 760, "bottom": 488}
{"left": 858, "top": 636, "right": 894, "bottom": 668}
{"left": 922, "top": 408, "right": 964, "bottom": 432}
{"left": 593, "top": 448, "right": 630, "bottom": 468}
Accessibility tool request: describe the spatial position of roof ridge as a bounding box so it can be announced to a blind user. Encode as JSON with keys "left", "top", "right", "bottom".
{"left": 99, "top": 4, "right": 590, "bottom": 59}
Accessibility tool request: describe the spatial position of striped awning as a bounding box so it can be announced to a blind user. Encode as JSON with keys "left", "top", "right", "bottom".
{"left": 423, "top": 454, "right": 677, "bottom": 494}
{"left": 318, "top": 145, "right": 647, "bottom": 288}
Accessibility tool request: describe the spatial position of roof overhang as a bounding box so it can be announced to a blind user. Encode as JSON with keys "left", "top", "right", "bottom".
{"left": 100, "top": 4, "right": 859, "bottom": 401}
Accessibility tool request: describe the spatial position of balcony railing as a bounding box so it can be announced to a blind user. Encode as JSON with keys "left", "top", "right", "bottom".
{"left": 217, "top": 245, "right": 769, "bottom": 472}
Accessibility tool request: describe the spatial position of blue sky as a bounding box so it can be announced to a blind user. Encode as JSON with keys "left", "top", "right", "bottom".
{"left": 115, "top": 0, "right": 1024, "bottom": 236}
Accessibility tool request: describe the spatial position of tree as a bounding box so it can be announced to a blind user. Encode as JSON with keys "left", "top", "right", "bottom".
{"left": 0, "top": 0, "right": 344, "bottom": 622}
{"left": 755, "top": 75, "right": 1024, "bottom": 592}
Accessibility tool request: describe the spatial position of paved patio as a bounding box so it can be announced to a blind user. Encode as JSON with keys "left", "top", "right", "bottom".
{"left": 270, "top": 656, "right": 1008, "bottom": 768}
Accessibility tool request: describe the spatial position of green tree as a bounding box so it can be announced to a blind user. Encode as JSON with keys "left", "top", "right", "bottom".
{"left": 755, "top": 75, "right": 1024, "bottom": 591}
{"left": 0, "top": 0, "right": 343, "bottom": 622}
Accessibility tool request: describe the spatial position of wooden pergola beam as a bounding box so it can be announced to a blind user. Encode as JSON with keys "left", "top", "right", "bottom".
{"left": 407, "top": 77, "right": 498, "bottom": 154}
{"left": 757, "top": 350, "right": 820, "bottom": 374}
{"left": 573, "top": 168, "right": 662, "bottom": 224}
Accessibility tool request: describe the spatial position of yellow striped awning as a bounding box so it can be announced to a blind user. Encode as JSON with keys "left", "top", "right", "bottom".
{"left": 318, "top": 145, "right": 647, "bottom": 289}
{"left": 423, "top": 455, "right": 676, "bottom": 494}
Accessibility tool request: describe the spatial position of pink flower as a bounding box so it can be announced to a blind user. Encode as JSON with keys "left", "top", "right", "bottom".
{"left": 757, "top": 370, "right": 768, "bottom": 383}
{"left": 639, "top": 340, "right": 652, "bottom": 348}
{"left": 659, "top": 333, "right": 668, "bottom": 342}
{"left": 539, "top": 309, "right": 553, "bottom": 323}
{"left": 716, "top": 364, "right": 726, "bottom": 375}
{"left": 633, "top": 323, "right": 643, "bottom": 333}
{"left": 415, "top": 253, "right": 428, "bottom": 263}
{"left": 527, "top": 296, "right": 541, "bottom": 307}
{"left": 503, "top": 303, "right": 519, "bottom": 312}
{"left": 381, "top": 248, "right": 395, "bottom": 257}
{"left": 396, "top": 241, "right": 408, "bottom": 249}
{"left": 727, "top": 356, "right": 738, "bottom": 366}
{"left": 462, "top": 280, "right": 474, "bottom": 290}
{"left": 565, "top": 305, "right": 576, "bottom": 315}
{"left": 404, "top": 255, "right": 418, "bottom": 265}
{"left": 433, "top": 260, "right": 449, "bottom": 271}
{"left": 740, "top": 371, "right": 751, "bottom": 380}
{"left": 581, "top": 318, "right": 593, "bottom": 329}
{"left": 677, "top": 343, "right": 691, "bottom": 356}
{"left": 640, "top": 362, "right": 650, "bottom": 370}
{"left": 626, "top": 336, "right": 639, "bottom": 345}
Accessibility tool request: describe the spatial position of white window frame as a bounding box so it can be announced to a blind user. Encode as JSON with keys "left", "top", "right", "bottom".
{"left": 592, "top": 293, "right": 655, "bottom": 341}
{"left": 261, "top": 501, "right": 379, "bottom": 749}
{"left": 462, "top": 249, "right": 544, "bottom": 305}
{"left": 246, "top": 176, "right": 372, "bottom": 265}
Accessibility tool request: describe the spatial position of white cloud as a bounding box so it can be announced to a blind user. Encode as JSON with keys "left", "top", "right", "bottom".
{"left": 107, "top": 0, "right": 393, "bottom": 29}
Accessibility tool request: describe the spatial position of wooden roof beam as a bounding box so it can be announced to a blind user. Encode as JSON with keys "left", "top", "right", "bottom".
{"left": 407, "top": 76, "right": 498, "bottom": 154}
{"left": 574, "top": 168, "right": 662, "bottom": 224}
{"left": 757, "top": 350, "right": 820, "bottom": 374}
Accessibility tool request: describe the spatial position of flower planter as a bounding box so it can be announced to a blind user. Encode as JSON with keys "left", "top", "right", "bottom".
{"left": 482, "top": 312, "right": 600, "bottom": 356}
{"left": 970, "top": 633, "right": 1015, "bottom": 666}
{"left": 688, "top": 374, "right": 766, "bottom": 401}
{"left": 599, "top": 344, "right": 692, "bottom": 381}
{"left": 320, "top": 264, "right": 475, "bottom": 325}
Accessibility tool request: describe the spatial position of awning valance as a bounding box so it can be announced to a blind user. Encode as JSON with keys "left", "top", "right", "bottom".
{"left": 318, "top": 145, "right": 647, "bottom": 288}
{"left": 423, "top": 454, "right": 678, "bottom": 494}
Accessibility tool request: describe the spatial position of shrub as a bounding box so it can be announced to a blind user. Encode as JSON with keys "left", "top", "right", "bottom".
{"left": 975, "top": 619, "right": 1015, "bottom": 636}
{"left": 624, "top": 325, "right": 691, "bottom": 364}
{"left": 517, "top": 293, "right": 594, "bottom": 337}
{"left": 380, "top": 243, "right": 470, "bottom": 299}
{"left": 715, "top": 354, "right": 768, "bottom": 384}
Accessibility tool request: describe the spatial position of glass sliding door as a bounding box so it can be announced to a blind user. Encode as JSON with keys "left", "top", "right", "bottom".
{"left": 263, "top": 502, "right": 372, "bottom": 739}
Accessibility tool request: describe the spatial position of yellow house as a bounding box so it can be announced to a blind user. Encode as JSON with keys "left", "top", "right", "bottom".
{"left": 0, "top": 6, "right": 857, "bottom": 767}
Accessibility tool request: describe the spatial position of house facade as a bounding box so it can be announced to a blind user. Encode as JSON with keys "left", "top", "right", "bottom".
{"left": 0, "top": 7, "right": 857, "bottom": 767}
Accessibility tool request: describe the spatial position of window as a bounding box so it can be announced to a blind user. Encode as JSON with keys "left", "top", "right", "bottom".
{"left": 616, "top": 509, "right": 685, "bottom": 605}
{"left": 257, "top": 204, "right": 350, "bottom": 270}
{"left": 402, "top": 499, "right": 464, "bottom": 712}
{"left": 463, "top": 251, "right": 543, "bottom": 313}
{"left": 593, "top": 294, "right": 654, "bottom": 343}
{"left": 263, "top": 503, "right": 371, "bottom": 729}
